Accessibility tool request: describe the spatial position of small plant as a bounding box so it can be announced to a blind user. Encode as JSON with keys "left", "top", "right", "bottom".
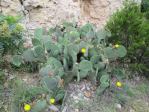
{"left": 0, "top": 14, "right": 24, "bottom": 55}
{"left": 0, "top": 14, "right": 24, "bottom": 69}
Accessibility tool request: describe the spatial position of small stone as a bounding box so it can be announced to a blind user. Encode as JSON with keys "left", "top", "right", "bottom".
{"left": 115, "top": 103, "right": 122, "bottom": 110}
{"left": 75, "top": 109, "right": 79, "bottom": 112}
{"left": 74, "top": 100, "right": 79, "bottom": 103}
{"left": 80, "top": 85, "right": 85, "bottom": 91}
{"left": 135, "top": 76, "right": 140, "bottom": 81}
{"left": 49, "top": 105, "right": 59, "bottom": 112}
{"left": 73, "top": 96, "right": 79, "bottom": 100}
{"left": 70, "top": 94, "right": 73, "bottom": 98}
{"left": 86, "top": 86, "right": 90, "bottom": 91}
{"left": 130, "top": 109, "right": 135, "bottom": 112}
{"left": 22, "top": 78, "right": 28, "bottom": 82}
{"left": 91, "top": 86, "right": 96, "bottom": 91}
{"left": 9, "top": 75, "right": 15, "bottom": 80}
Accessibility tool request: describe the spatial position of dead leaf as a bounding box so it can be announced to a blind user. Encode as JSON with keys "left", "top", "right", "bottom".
{"left": 84, "top": 91, "right": 92, "bottom": 98}
{"left": 59, "top": 79, "right": 64, "bottom": 87}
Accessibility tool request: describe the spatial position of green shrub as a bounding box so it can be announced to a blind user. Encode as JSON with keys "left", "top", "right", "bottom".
{"left": 0, "top": 14, "right": 24, "bottom": 68}
{"left": 106, "top": 1, "right": 149, "bottom": 75}
{"left": 0, "top": 14, "right": 24, "bottom": 55}
{"left": 141, "top": 0, "right": 149, "bottom": 12}
{"left": 141, "top": 0, "right": 149, "bottom": 19}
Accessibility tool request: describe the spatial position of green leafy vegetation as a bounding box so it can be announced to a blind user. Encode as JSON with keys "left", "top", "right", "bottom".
{"left": 106, "top": 0, "right": 149, "bottom": 75}
{"left": 141, "top": 0, "right": 149, "bottom": 12}
{"left": 0, "top": 14, "right": 24, "bottom": 55}
{"left": 0, "top": 14, "right": 24, "bottom": 70}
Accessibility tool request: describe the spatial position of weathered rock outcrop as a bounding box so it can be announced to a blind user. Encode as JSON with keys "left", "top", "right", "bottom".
{"left": 1, "top": 0, "right": 123, "bottom": 31}
{"left": 79, "top": 0, "right": 123, "bottom": 28}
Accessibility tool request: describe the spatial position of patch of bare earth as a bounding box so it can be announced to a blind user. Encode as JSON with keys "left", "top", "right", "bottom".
{"left": 62, "top": 77, "right": 149, "bottom": 112}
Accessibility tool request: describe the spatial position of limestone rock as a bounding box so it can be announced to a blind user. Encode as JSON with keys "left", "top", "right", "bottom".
{"left": 1, "top": 0, "right": 23, "bottom": 16}
{"left": 23, "top": 0, "right": 45, "bottom": 9}
{"left": 1, "top": 0, "right": 125, "bottom": 34}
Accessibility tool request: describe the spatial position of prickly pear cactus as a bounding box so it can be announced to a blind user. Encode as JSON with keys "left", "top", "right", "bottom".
{"left": 22, "top": 22, "right": 127, "bottom": 97}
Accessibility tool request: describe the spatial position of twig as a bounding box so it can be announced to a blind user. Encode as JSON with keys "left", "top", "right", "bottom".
{"left": 60, "top": 91, "right": 68, "bottom": 112}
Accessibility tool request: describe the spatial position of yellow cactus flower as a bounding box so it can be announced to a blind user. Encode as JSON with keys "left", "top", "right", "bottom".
{"left": 81, "top": 48, "right": 86, "bottom": 54}
{"left": 49, "top": 98, "right": 55, "bottom": 104}
{"left": 114, "top": 44, "right": 120, "bottom": 48}
{"left": 116, "top": 81, "right": 122, "bottom": 88}
{"left": 24, "top": 104, "right": 31, "bottom": 111}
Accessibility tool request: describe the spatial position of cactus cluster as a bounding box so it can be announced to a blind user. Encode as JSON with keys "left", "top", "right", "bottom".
{"left": 14, "top": 22, "right": 127, "bottom": 98}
